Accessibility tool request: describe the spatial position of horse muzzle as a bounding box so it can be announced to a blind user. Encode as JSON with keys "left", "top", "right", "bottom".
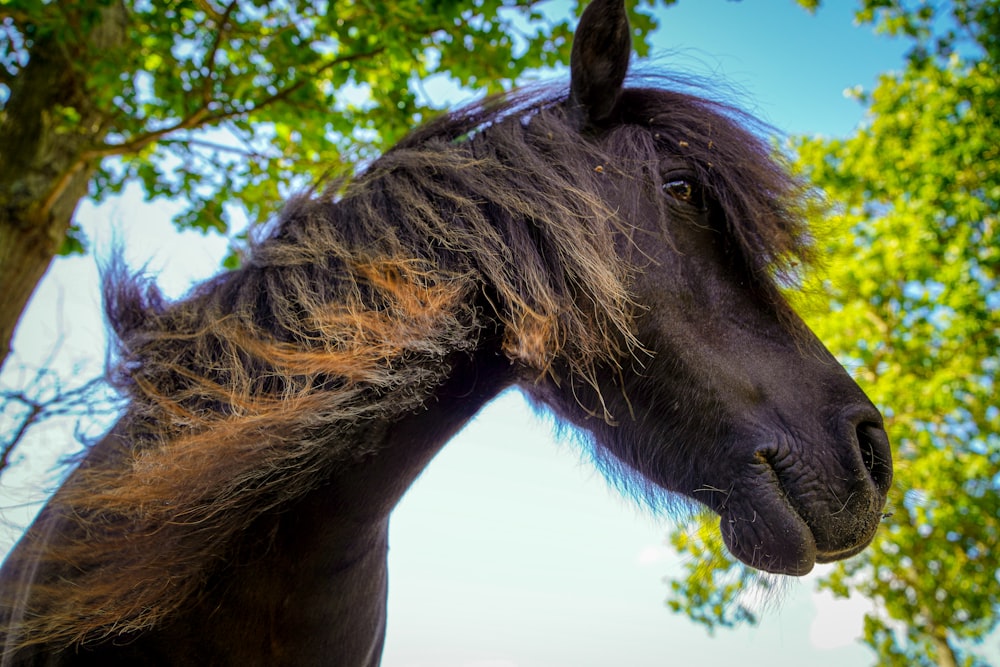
{"left": 700, "top": 405, "right": 892, "bottom": 576}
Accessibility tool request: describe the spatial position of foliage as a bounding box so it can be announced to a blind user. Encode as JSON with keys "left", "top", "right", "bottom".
{"left": 0, "top": 0, "right": 667, "bottom": 252}
{"left": 665, "top": 3, "right": 1000, "bottom": 667}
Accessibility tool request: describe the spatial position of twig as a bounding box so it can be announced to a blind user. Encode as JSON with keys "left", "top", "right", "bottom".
{"left": 201, "top": 0, "right": 239, "bottom": 105}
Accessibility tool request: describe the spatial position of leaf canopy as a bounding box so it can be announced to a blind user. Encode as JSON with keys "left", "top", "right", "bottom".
{"left": 0, "top": 0, "right": 668, "bottom": 252}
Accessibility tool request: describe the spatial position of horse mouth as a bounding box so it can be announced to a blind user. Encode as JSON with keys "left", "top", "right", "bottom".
{"left": 717, "top": 488, "right": 820, "bottom": 576}
{"left": 717, "top": 491, "right": 882, "bottom": 577}
{"left": 814, "top": 539, "right": 876, "bottom": 564}
{"left": 715, "top": 436, "right": 889, "bottom": 576}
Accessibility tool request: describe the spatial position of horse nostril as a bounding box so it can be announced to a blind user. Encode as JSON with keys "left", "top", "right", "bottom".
{"left": 857, "top": 422, "right": 893, "bottom": 496}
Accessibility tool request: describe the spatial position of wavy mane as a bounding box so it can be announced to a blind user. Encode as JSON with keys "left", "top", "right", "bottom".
{"left": 2, "top": 83, "right": 811, "bottom": 649}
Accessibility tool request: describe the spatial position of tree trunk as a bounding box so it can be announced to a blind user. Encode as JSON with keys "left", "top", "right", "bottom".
{"left": 0, "top": 207, "right": 68, "bottom": 369}
{"left": 0, "top": 3, "right": 126, "bottom": 371}
{"left": 932, "top": 631, "right": 960, "bottom": 667}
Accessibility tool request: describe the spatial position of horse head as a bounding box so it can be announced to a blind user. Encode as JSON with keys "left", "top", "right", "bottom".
{"left": 523, "top": 0, "right": 892, "bottom": 576}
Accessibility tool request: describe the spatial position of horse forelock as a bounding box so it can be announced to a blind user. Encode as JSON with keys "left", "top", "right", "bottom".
{"left": 5, "top": 80, "right": 813, "bottom": 651}
{"left": 618, "top": 85, "right": 813, "bottom": 277}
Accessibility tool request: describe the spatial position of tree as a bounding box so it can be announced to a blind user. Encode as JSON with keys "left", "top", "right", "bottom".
{"left": 1, "top": 352, "right": 117, "bottom": 474}
{"left": 0, "top": 0, "right": 667, "bottom": 371}
{"left": 666, "top": 3, "right": 1000, "bottom": 666}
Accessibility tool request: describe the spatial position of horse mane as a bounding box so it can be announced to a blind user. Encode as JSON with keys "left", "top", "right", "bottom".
{"left": 2, "top": 82, "right": 811, "bottom": 649}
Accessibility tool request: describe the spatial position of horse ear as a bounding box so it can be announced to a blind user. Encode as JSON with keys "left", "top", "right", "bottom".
{"left": 569, "top": 0, "right": 632, "bottom": 126}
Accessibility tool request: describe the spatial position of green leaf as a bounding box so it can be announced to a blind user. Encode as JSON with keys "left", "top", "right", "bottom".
{"left": 57, "top": 224, "right": 87, "bottom": 256}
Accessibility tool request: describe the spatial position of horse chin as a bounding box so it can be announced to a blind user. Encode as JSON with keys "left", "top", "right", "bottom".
{"left": 814, "top": 540, "right": 874, "bottom": 564}
{"left": 717, "top": 495, "right": 818, "bottom": 577}
{"left": 716, "top": 487, "right": 882, "bottom": 576}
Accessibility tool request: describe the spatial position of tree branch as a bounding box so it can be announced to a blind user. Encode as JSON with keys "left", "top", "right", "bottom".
{"left": 0, "top": 368, "right": 110, "bottom": 475}
{"left": 0, "top": 399, "right": 40, "bottom": 471}
{"left": 161, "top": 134, "right": 279, "bottom": 161}
{"left": 36, "top": 27, "right": 385, "bottom": 225}
{"left": 0, "top": 8, "right": 33, "bottom": 26}
{"left": 201, "top": 0, "right": 239, "bottom": 106}
{"left": 81, "top": 44, "right": 387, "bottom": 162}
{"left": 192, "top": 0, "right": 226, "bottom": 25}
{"left": 245, "top": 45, "right": 387, "bottom": 117}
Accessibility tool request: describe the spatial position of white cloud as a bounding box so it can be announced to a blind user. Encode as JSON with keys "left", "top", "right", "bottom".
{"left": 809, "top": 587, "right": 872, "bottom": 650}
{"left": 635, "top": 544, "right": 672, "bottom": 566}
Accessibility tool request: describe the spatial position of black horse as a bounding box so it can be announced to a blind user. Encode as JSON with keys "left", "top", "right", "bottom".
{"left": 0, "top": 0, "right": 892, "bottom": 664}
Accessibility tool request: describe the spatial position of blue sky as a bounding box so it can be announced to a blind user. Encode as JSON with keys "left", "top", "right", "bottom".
{"left": 4, "top": 1, "right": 986, "bottom": 666}
{"left": 645, "top": 0, "right": 907, "bottom": 138}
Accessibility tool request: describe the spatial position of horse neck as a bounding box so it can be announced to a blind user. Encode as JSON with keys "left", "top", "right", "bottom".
{"left": 172, "top": 341, "right": 516, "bottom": 664}
{"left": 323, "top": 340, "right": 516, "bottom": 522}
{"left": 1, "top": 340, "right": 515, "bottom": 665}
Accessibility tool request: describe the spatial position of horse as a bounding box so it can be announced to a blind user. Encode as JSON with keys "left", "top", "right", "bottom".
{"left": 0, "top": 0, "right": 893, "bottom": 663}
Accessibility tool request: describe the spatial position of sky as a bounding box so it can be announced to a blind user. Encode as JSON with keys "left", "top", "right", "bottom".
{"left": 3, "top": 1, "right": 987, "bottom": 666}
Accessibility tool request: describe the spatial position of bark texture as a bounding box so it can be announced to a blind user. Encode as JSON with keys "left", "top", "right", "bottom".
{"left": 0, "top": 2, "right": 126, "bottom": 370}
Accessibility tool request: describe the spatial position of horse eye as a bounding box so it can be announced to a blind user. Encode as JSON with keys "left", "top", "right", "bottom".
{"left": 662, "top": 178, "right": 701, "bottom": 206}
